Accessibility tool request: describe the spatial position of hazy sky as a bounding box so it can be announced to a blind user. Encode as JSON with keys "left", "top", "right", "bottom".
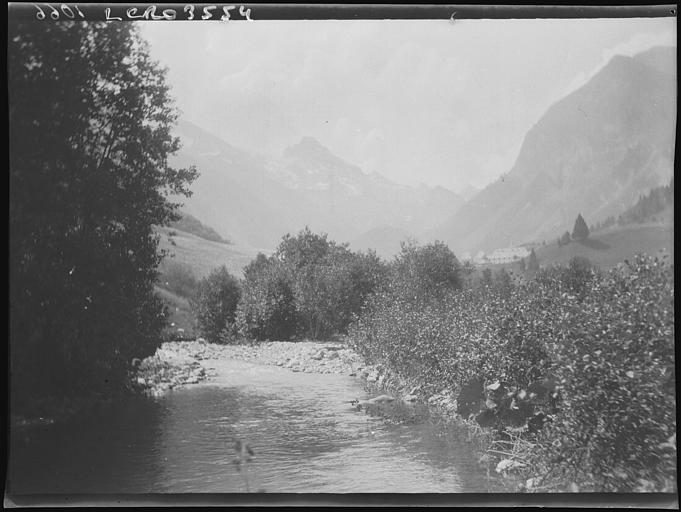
{"left": 140, "top": 17, "right": 675, "bottom": 193}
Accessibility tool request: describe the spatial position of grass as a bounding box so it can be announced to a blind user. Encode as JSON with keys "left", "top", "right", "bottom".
{"left": 471, "top": 222, "right": 673, "bottom": 279}
{"left": 535, "top": 222, "right": 673, "bottom": 268}
{"left": 154, "top": 227, "right": 259, "bottom": 340}
{"left": 156, "top": 226, "right": 260, "bottom": 280}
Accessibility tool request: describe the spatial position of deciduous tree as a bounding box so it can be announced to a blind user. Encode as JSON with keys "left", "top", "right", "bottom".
{"left": 9, "top": 21, "right": 197, "bottom": 406}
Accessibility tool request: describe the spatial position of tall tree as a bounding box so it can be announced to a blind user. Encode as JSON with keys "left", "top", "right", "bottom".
{"left": 9, "top": 21, "right": 197, "bottom": 407}
{"left": 528, "top": 248, "right": 540, "bottom": 271}
{"left": 392, "top": 239, "right": 462, "bottom": 296}
{"left": 192, "top": 266, "right": 241, "bottom": 343}
{"left": 560, "top": 231, "right": 572, "bottom": 246}
{"left": 572, "top": 213, "right": 590, "bottom": 241}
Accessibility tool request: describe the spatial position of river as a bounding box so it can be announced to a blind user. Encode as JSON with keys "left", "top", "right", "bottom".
{"left": 9, "top": 357, "right": 498, "bottom": 493}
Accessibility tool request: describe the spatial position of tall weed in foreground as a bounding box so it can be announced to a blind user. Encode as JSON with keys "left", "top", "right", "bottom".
{"left": 349, "top": 254, "right": 675, "bottom": 491}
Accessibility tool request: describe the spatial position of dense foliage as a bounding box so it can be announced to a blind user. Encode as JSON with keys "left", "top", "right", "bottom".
{"left": 192, "top": 266, "right": 242, "bottom": 343}
{"left": 9, "top": 21, "right": 196, "bottom": 408}
{"left": 531, "top": 254, "right": 676, "bottom": 491}
{"left": 236, "top": 228, "right": 387, "bottom": 341}
{"left": 390, "top": 239, "right": 462, "bottom": 297}
{"left": 348, "top": 253, "right": 675, "bottom": 492}
{"left": 235, "top": 254, "right": 299, "bottom": 341}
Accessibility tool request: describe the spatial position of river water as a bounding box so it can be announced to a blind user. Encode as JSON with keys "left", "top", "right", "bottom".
{"left": 9, "top": 358, "right": 496, "bottom": 493}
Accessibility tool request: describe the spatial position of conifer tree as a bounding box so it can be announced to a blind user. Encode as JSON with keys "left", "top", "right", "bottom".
{"left": 560, "top": 231, "right": 572, "bottom": 246}
{"left": 572, "top": 213, "right": 590, "bottom": 241}
{"left": 528, "top": 248, "right": 540, "bottom": 271}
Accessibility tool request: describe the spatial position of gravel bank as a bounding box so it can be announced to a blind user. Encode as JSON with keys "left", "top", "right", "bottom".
{"left": 135, "top": 339, "right": 383, "bottom": 396}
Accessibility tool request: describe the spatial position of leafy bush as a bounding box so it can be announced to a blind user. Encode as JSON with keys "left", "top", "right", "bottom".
{"left": 235, "top": 256, "right": 298, "bottom": 341}
{"left": 531, "top": 254, "right": 675, "bottom": 491}
{"left": 391, "top": 239, "right": 462, "bottom": 296}
{"left": 349, "top": 253, "right": 675, "bottom": 491}
{"left": 192, "top": 266, "right": 241, "bottom": 343}
{"left": 236, "top": 228, "right": 387, "bottom": 341}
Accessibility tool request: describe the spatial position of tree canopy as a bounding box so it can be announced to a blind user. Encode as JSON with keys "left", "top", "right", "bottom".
{"left": 237, "top": 227, "right": 387, "bottom": 341}
{"left": 9, "top": 21, "right": 197, "bottom": 407}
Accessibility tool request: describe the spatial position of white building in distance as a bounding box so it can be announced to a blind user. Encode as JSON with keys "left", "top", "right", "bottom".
{"left": 486, "top": 246, "right": 531, "bottom": 265}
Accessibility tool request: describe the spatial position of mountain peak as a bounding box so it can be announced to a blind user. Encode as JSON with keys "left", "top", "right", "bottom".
{"left": 284, "top": 136, "right": 330, "bottom": 158}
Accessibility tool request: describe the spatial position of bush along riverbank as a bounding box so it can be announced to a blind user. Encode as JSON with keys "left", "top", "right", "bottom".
{"left": 348, "top": 254, "right": 676, "bottom": 493}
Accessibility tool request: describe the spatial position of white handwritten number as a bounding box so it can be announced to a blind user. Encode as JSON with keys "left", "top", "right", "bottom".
{"left": 60, "top": 3, "right": 74, "bottom": 18}
{"left": 221, "top": 5, "right": 234, "bottom": 21}
{"left": 239, "top": 5, "right": 252, "bottom": 20}
{"left": 184, "top": 4, "right": 194, "bottom": 20}
{"left": 202, "top": 5, "right": 216, "bottom": 20}
{"left": 33, "top": 3, "right": 46, "bottom": 19}
{"left": 46, "top": 3, "right": 60, "bottom": 19}
{"left": 34, "top": 3, "right": 84, "bottom": 20}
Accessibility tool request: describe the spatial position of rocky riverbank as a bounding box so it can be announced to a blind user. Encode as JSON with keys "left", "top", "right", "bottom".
{"left": 136, "top": 340, "right": 444, "bottom": 410}
{"left": 134, "top": 339, "right": 374, "bottom": 396}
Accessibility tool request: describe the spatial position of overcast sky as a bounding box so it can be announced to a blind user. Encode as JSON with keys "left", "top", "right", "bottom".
{"left": 140, "top": 17, "right": 675, "bottom": 193}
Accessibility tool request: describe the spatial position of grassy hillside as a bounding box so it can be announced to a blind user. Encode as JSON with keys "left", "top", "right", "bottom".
{"left": 157, "top": 226, "right": 260, "bottom": 279}
{"left": 535, "top": 222, "right": 673, "bottom": 268}
{"left": 466, "top": 222, "right": 673, "bottom": 287}
{"left": 168, "top": 212, "right": 231, "bottom": 244}
{"left": 154, "top": 226, "right": 261, "bottom": 339}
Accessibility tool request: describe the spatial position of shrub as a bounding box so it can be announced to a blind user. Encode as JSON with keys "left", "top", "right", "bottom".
{"left": 236, "top": 229, "right": 388, "bottom": 341}
{"left": 192, "top": 266, "right": 241, "bottom": 343}
{"left": 531, "top": 254, "right": 675, "bottom": 491}
{"left": 391, "top": 239, "right": 462, "bottom": 296}
{"left": 235, "top": 257, "right": 298, "bottom": 341}
{"left": 349, "top": 252, "right": 675, "bottom": 492}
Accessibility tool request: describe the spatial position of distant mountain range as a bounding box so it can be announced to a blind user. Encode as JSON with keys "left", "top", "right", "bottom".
{"left": 170, "top": 46, "right": 675, "bottom": 261}
{"left": 170, "top": 121, "right": 464, "bottom": 253}
{"left": 430, "top": 46, "right": 676, "bottom": 254}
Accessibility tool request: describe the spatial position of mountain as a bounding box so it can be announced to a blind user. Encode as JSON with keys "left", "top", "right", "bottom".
{"left": 457, "top": 184, "right": 481, "bottom": 202}
{"left": 169, "top": 119, "right": 303, "bottom": 252}
{"left": 431, "top": 46, "right": 676, "bottom": 254}
{"left": 171, "top": 121, "right": 464, "bottom": 252}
